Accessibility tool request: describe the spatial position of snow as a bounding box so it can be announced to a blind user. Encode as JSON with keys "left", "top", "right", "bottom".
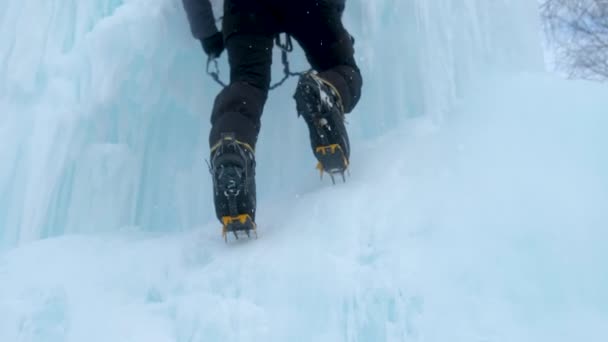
{"left": 1, "top": 0, "right": 608, "bottom": 341}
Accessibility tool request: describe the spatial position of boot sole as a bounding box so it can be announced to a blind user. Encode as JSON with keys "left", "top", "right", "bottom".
{"left": 296, "top": 76, "right": 350, "bottom": 175}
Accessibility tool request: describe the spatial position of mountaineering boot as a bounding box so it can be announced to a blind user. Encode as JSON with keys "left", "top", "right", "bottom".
{"left": 209, "top": 133, "right": 257, "bottom": 241}
{"left": 294, "top": 72, "right": 350, "bottom": 183}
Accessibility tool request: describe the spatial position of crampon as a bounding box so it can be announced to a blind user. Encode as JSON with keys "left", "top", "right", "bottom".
{"left": 315, "top": 144, "right": 349, "bottom": 184}
{"left": 221, "top": 214, "right": 257, "bottom": 243}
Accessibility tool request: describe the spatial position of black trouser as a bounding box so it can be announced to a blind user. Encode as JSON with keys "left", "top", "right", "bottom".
{"left": 209, "top": 0, "right": 362, "bottom": 148}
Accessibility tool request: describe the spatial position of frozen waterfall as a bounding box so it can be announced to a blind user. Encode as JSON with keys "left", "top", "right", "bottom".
{"left": 1, "top": 1, "right": 607, "bottom": 341}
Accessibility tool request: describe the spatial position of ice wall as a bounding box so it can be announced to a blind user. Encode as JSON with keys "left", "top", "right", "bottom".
{"left": 0, "top": 0, "right": 544, "bottom": 247}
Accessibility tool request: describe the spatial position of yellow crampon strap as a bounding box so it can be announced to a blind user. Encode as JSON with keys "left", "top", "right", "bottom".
{"left": 315, "top": 144, "right": 344, "bottom": 156}
{"left": 315, "top": 144, "right": 349, "bottom": 177}
{"left": 210, "top": 136, "right": 255, "bottom": 155}
{"left": 221, "top": 214, "right": 257, "bottom": 242}
{"left": 221, "top": 214, "right": 253, "bottom": 226}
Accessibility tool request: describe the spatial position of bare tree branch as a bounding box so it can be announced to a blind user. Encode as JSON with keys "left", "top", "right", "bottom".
{"left": 541, "top": 0, "right": 608, "bottom": 81}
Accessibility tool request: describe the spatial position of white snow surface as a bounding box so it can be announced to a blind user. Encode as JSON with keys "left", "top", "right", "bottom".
{"left": 1, "top": 0, "right": 608, "bottom": 341}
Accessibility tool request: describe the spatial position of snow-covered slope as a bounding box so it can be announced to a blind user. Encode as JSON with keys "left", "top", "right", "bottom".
{"left": 2, "top": 0, "right": 608, "bottom": 340}
{"left": 2, "top": 73, "right": 607, "bottom": 341}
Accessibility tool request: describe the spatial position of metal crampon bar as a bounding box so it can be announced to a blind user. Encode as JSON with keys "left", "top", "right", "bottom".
{"left": 315, "top": 144, "right": 349, "bottom": 184}
{"left": 221, "top": 214, "right": 258, "bottom": 243}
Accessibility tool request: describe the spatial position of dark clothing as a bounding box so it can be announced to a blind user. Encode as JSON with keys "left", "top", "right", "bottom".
{"left": 182, "top": 0, "right": 219, "bottom": 39}
{"left": 184, "top": 0, "right": 362, "bottom": 148}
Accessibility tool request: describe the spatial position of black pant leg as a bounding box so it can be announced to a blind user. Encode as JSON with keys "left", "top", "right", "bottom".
{"left": 209, "top": 0, "right": 279, "bottom": 149}
{"left": 286, "top": 1, "right": 362, "bottom": 113}
{"left": 209, "top": 34, "right": 274, "bottom": 149}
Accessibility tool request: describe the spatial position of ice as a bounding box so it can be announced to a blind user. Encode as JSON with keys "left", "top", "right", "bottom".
{"left": 1, "top": 0, "right": 608, "bottom": 341}
{"left": 0, "top": 0, "right": 544, "bottom": 243}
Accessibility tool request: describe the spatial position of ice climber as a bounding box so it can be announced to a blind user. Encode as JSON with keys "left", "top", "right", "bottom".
{"left": 182, "top": 0, "right": 362, "bottom": 239}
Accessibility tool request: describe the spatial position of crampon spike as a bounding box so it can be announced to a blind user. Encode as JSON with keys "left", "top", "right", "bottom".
{"left": 313, "top": 144, "right": 349, "bottom": 184}
{"left": 317, "top": 162, "right": 324, "bottom": 180}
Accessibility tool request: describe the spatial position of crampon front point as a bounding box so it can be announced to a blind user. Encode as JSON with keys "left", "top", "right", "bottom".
{"left": 315, "top": 144, "right": 349, "bottom": 184}
{"left": 221, "top": 214, "right": 257, "bottom": 242}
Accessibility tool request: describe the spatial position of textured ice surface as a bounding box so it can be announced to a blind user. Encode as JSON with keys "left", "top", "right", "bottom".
{"left": 2, "top": 73, "right": 608, "bottom": 341}
{"left": 1, "top": 0, "right": 608, "bottom": 341}
{"left": 0, "top": 0, "right": 543, "bottom": 244}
